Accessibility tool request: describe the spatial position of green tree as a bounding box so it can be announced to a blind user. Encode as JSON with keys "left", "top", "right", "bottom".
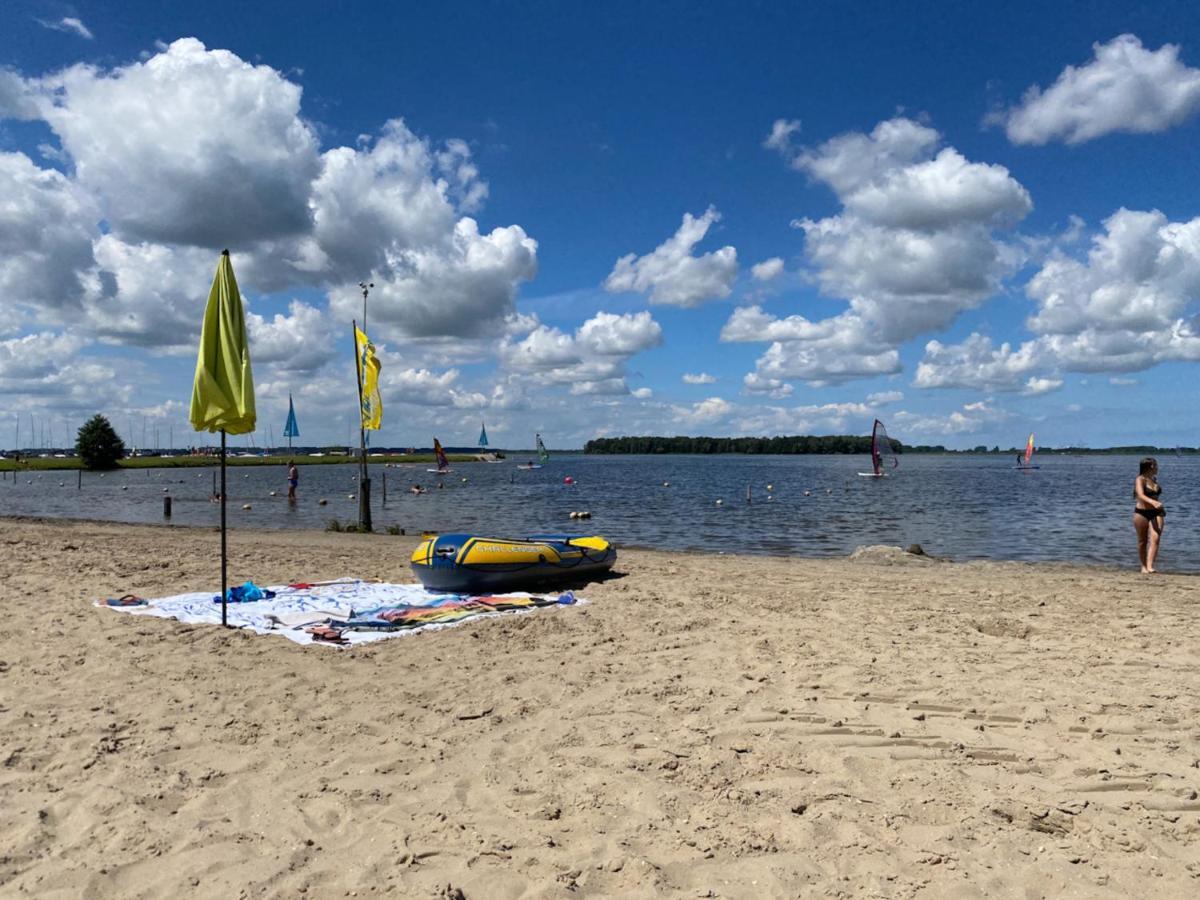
{"left": 76, "top": 414, "right": 126, "bottom": 469}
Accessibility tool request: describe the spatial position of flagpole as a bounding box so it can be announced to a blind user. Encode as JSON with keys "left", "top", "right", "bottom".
{"left": 352, "top": 318, "right": 372, "bottom": 532}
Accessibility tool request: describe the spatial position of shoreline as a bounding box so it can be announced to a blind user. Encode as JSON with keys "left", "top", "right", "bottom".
{"left": 3, "top": 518, "right": 1200, "bottom": 896}
{"left": 0, "top": 452, "right": 485, "bottom": 472}
{"left": 0, "top": 514, "right": 1179, "bottom": 576}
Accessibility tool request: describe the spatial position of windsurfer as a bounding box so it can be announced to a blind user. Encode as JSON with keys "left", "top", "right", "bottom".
{"left": 1133, "top": 457, "right": 1165, "bottom": 574}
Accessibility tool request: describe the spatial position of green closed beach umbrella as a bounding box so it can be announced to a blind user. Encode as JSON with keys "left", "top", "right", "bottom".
{"left": 189, "top": 249, "right": 255, "bottom": 626}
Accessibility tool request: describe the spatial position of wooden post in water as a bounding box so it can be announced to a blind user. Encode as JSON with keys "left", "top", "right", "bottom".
{"left": 78, "top": 468, "right": 82, "bottom": 489}
{"left": 746, "top": 484, "right": 752, "bottom": 504}
{"left": 382, "top": 471, "right": 387, "bottom": 505}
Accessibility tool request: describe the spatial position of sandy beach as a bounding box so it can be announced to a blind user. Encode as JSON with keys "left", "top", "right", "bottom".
{"left": 1, "top": 517, "right": 1198, "bottom": 898}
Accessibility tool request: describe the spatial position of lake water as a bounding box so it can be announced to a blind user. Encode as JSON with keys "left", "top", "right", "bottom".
{"left": 1, "top": 454, "right": 1194, "bottom": 571}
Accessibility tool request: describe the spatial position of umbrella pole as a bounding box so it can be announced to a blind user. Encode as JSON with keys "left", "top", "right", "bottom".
{"left": 220, "top": 429, "right": 228, "bottom": 627}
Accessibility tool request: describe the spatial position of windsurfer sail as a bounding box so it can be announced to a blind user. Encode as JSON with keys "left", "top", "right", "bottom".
{"left": 427, "top": 438, "right": 452, "bottom": 474}
{"left": 860, "top": 419, "right": 898, "bottom": 477}
{"left": 1015, "top": 432, "right": 1039, "bottom": 469}
{"left": 517, "top": 433, "right": 548, "bottom": 469}
{"left": 283, "top": 394, "right": 300, "bottom": 449}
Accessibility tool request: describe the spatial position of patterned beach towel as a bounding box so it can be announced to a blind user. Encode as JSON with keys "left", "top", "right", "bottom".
{"left": 96, "top": 579, "right": 581, "bottom": 647}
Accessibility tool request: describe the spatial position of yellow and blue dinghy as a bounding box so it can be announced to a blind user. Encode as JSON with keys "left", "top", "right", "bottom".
{"left": 411, "top": 533, "right": 616, "bottom": 593}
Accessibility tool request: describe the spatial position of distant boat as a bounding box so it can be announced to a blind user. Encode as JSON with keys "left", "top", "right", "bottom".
{"left": 427, "top": 438, "right": 452, "bottom": 474}
{"left": 478, "top": 421, "right": 488, "bottom": 448}
{"left": 1015, "top": 432, "right": 1040, "bottom": 470}
{"left": 283, "top": 394, "right": 300, "bottom": 450}
{"left": 858, "top": 419, "right": 898, "bottom": 477}
{"left": 517, "top": 433, "right": 549, "bottom": 469}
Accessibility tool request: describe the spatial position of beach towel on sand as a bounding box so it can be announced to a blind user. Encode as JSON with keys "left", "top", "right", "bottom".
{"left": 345, "top": 591, "right": 575, "bottom": 631}
{"left": 96, "top": 579, "right": 582, "bottom": 647}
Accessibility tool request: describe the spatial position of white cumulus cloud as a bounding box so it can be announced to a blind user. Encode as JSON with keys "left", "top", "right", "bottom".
{"left": 499, "top": 310, "right": 662, "bottom": 394}
{"left": 913, "top": 333, "right": 1044, "bottom": 392}
{"left": 753, "top": 117, "right": 1030, "bottom": 389}
{"left": 31, "top": 38, "right": 321, "bottom": 247}
{"left": 750, "top": 257, "right": 785, "bottom": 282}
{"left": 604, "top": 207, "right": 738, "bottom": 307}
{"left": 682, "top": 372, "right": 716, "bottom": 384}
{"left": 997, "top": 34, "right": 1200, "bottom": 145}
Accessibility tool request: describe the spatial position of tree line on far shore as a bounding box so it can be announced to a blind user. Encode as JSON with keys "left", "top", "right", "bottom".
{"left": 584, "top": 436, "right": 1196, "bottom": 455}
{"left": 584, "top": 435, "right": 902, "bottom": 455}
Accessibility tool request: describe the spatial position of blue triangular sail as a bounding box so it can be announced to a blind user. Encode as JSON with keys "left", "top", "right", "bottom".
{"left": 478, "top": 421, "right": 489, "bottom": 447}
{"left": 283, "top": 395, "right": 300, "bottom": 440}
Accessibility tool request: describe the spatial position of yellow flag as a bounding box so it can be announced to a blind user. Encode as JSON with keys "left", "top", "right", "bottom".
{"left": 355, "top": 326, "right": 382, "bottom": 430}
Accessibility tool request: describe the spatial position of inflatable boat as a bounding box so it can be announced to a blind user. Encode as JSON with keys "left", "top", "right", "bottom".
{"left": 410, "top": 533, "right": 616, "bottom": 593}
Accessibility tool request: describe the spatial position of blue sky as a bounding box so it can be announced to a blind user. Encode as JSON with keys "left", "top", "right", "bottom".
{"left": 2, "top": 1, "right": 1199, "bottom": 450}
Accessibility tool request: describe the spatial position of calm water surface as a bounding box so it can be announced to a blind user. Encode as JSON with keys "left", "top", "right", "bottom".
{"left": 2, "top": 454, "right": 1195, "bottom": 571}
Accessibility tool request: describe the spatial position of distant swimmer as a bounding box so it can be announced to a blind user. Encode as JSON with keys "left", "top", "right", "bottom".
{"left": 410, "top": 484, "right": 425, "bottom": 495}
{"left": 1133, "top": 457, "right": 1165, "bottom": 574}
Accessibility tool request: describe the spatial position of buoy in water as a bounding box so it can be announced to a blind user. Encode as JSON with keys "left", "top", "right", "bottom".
{"left": 348, "top": 494, "right": 355, "bottom": 500}
{"left": 122, "top": 486, "right": 128, "bottom": 491}
{"left": 461, "top": 477, "right": 468, "bottom": 482}
{"left": 242, "top": 504, "right": 252, "bottom": 510}
{"left": 767, "top": 484, "right": 773, "bottom": 491}
{"left": 663, "top": 481, "right": 670, "bottom": 487}
{"left": 58, "top": 481, "right": 65, "bottom": 487}
{"left": 269, "top": 490, "right": 277, "bottom": 496}
{"left": 803, "top": 490, "right": 811, "bottom": 496}
{"left": 579, "top": 511, "right": 591, "bottom": 519}
{"left": 318, "top": 499, "right": 328, "bottom": 506}
{"left": 569, "top": 511, "right": 579, "bottom": 519}
{"left": 162, "top": 487, "right": 169, "bottom": 493}
{"left": 715, "top": 499, "right": 723, "bottom": 506}
{"left": 564, "top": 476, "right": 575, "bottom": 485}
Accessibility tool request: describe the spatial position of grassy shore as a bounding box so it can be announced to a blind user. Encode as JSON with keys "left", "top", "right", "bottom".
{"left": 0, "top": 453, "right": 482, "bottom": 472}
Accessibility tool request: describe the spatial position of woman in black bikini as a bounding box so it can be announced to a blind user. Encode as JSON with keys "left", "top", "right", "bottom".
{"left": 1133, "top": 457, "right": 1165, "bottom": 573}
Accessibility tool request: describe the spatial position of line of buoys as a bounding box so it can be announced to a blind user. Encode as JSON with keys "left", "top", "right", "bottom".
{"left": 568, "top": 511, "right": 592, "bottom": 519}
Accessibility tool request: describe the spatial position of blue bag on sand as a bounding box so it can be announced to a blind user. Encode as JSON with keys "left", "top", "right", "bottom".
{"left": 214, "top": 581, "right": 277, "bottom": 604}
